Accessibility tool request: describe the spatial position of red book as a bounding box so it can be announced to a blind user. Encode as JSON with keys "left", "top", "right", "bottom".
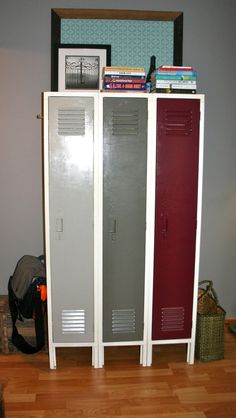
{"left": 158, "top": 65, "right": 194, "bottom": 72}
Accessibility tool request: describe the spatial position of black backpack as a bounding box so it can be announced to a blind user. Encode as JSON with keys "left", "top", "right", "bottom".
{"left": 8, "top": 255, "right": 47, "bottom": 354}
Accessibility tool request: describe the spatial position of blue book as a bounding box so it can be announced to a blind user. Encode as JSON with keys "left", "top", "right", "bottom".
{"left": 156, "top": 70, "right": 197, "bottom": 76}
{"left": 154, "top": 74, "right": 197, "bottom": 80}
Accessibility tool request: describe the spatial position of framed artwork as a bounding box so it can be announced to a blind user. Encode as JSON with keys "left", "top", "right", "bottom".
{"left": 51, "top": 9, "right": 183, "bottom": 91}
{"left": 56, "top": 44, "right": 111, "bottom": 91}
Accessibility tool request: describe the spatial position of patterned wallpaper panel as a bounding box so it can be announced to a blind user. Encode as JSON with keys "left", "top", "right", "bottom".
{"left": 61, "top": 19, "right": 174, "bottom": 73}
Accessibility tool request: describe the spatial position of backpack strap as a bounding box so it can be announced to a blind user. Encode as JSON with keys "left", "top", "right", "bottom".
{"left": 8, "top": 279, "right": 45, "bottom": 354}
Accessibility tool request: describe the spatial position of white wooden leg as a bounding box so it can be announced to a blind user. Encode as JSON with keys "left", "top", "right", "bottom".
{"left": 49, "top": 345, "right": 57, "bottom": 369}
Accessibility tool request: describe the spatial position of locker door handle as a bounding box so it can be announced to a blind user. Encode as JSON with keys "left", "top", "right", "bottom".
{"left": 56, "top": 217, "right": 64, "bottom": 240}
{"left": 109, "top": 219, "right": 117, "bottom": 234}
{"left": 109, "top": 219, "right": 117, "bottom": 241}
{"left": 161, "top": 213, "right": 168, "bottom": 238}
{"left": 56, "top": 218, "right": 63, "bottom": 232}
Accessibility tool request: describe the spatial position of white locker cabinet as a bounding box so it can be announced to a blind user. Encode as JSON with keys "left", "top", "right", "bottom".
{"left": 43, "top": 93, "right": 99, "bottom": 369}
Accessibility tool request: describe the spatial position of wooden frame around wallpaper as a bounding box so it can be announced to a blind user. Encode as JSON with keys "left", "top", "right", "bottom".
{"left": 51, "top": 8, "right": 183, "bottom": 91}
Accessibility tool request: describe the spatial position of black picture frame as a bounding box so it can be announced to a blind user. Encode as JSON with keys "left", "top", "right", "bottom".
{"left": 55, "top": 44, "right": 111, "bottom": 91}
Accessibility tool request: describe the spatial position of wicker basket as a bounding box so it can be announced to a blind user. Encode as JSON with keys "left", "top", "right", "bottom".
{"left": 196, "top": 282, "right": 226, "bottom": 361}
{"left": 197, "top": 280, "right": 218, "bottom": 314}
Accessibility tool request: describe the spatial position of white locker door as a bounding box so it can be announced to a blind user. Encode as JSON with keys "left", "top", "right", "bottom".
{"left": 47, "top": 96, "right": 94, "bottom": 343}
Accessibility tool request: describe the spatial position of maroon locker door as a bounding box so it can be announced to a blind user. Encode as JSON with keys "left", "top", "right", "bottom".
{"left": 152, "top": 98, "right": 200, "bottom": 340}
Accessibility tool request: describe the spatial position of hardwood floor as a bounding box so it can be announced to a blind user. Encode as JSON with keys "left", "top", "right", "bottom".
{"left": 1, "top": 325, "right": 236, "bottom": 418}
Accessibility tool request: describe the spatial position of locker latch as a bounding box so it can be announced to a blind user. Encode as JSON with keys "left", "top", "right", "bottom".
{"left": 109, "top": 219, "right": 117, "bottom": 241}
{"left": 161, "top": 213, "right": 168, "bottom": 238}
{"left": 56, "top": 217, "right": 64, "bottom": 240}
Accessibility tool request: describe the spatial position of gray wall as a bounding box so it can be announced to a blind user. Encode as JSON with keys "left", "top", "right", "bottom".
{"left": 1, "top": 0, "right": 236, "bottom": 316}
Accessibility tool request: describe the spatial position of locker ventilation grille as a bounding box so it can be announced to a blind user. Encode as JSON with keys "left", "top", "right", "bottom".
{"left": 57, "top": 108, "right": 85, "bottom": 136}
{"left": 161, "top": 307, "right": 185, "bottom": 332}
{"left": 61, "top": 309, "right": 86, "bottom": 334}
{"left": 112, "top": 110, "right": 139, "bottom": 136}
{"left": 163, "top": 110, "right": 193, "bottom": 136}
{"left": 112, "top": 309, "right": 136, "bottom": 334}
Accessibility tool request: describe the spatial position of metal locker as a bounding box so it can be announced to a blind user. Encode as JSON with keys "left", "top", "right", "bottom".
{"left": 44, "top": 94, "right": 97, "bottom": 368}
{"left": 102, "top": 97, "right": 148, "bottom": 344}
{"left": 147, "top": 95, "right": 205, "bottom": 366}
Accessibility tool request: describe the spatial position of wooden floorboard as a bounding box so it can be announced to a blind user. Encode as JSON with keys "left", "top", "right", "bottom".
{"left": 1, "top": 325, "right": 236, "bottom": 417}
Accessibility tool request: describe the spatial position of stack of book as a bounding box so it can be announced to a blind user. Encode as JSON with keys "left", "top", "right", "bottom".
{"left": 103, "top": 66, "right": 146, "bottom": 91}
{"left": 151, "top": 65, "right": 197, "bottom": 94}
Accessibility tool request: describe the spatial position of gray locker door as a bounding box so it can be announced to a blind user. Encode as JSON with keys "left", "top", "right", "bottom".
{"left": 48, "top": 96, "right": 94, "bottom": 343}
{"left": 103, "top": 97, "right": 148, "bottom": 342}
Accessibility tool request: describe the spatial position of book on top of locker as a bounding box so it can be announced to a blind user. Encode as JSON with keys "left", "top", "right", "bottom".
{"left": 158, "top": 65, "right": 195, "bottom": 72}
{"left": 156, "top": 65, "right": 197, "bottom": 77}
{"left": 103, "top": 66, "right": 146, "bottom": 76}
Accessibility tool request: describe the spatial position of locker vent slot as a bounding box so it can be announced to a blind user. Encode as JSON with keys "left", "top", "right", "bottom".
{"left": 163, "top": 110, "right": 193, "bottom": 136}
{"left": 57, "top": 108, "right": 85, "bottom": 136}
{"left": 61, "top": 309, "right": 86, "bottom": 334}
{"left": 112, "top": 110, "right": 139, "bottom": 136}
{"left": 112, "top": 309, "right": 136, "bottom": 334}
{"left": 161, "top": 307, "right": 185, "bottom": 332}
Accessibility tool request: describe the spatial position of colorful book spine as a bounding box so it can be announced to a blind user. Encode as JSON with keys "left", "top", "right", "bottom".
{"left": 158, "top": 65, "right": 194, "bottom": 71}
{"left": 104, "top": 71, "right": 146, "bottom": 76}
{"left": 154, "top": 79, "right": 196, "bottom": 85}
{"left": 103, "top": 66, "right": 145, "bottom": 71}
{"left": 103, "top": 66, "right": 145, "bottom": 72}
{"left": 156, "top": 70, "right": 197, "bottom": 76}
{"left": 104, "top": 82, "right": 146, "bottom": 90}
{"left": 103, "top": 66, "right": 145, "bottom": 77}
{"left": 157, "top": 66, "right": 197, "bottom": 77}
{"left": 104, "top": 76, "right": 145, "bottom": 83}
{"left": 155, "top": 83, "right": 196, "bottom": 90}
{"left": 169, "top": 84, "right": 196, "bottom": 89}
{"left": 153, "top": 78, "right": 196, "bottom": 88}
{"left": 153, "top": 74, "right": 197, "bottom": 81}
